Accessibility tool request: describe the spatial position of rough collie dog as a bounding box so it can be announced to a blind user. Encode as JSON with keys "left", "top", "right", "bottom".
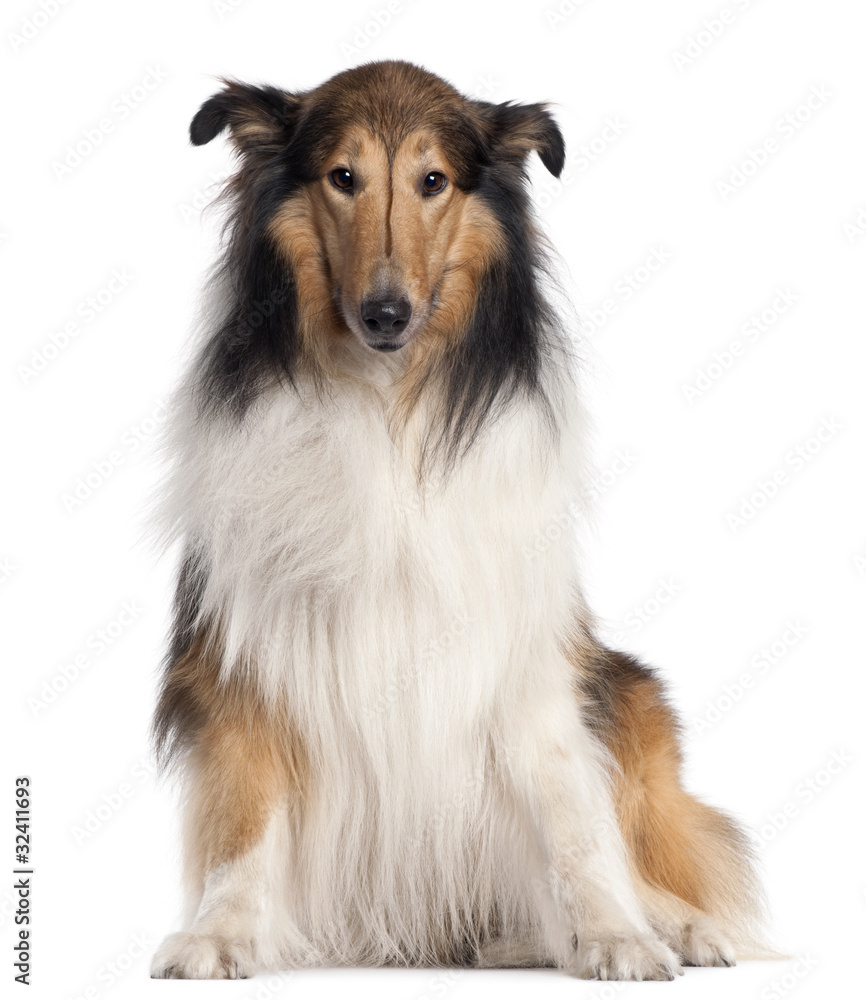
{"left": 150, "top": 60, "right": 765, "bottom": 981}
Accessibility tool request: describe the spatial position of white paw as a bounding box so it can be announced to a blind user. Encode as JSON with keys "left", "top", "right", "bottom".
{"left": 680, "top": 915, "right": 736, "bottom": 967}
{"left": 576, "top": 932, "right": 683, "bottom": 981}
{"left": 150, "top": 931, "right": 256, "bottom": 980}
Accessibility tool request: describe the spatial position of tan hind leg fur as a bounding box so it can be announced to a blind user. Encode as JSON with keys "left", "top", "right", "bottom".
{"left": 575, "top": 642, "right": 766, "bottom": 962}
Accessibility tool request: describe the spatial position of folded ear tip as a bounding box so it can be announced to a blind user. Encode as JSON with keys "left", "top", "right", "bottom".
{"left": 541, "top": 136, "right": 566, "bottom": 177}
{"left": 537, "top": 105, "right": 566, "bottom": 177}
{"left": 189, "top": 97, "right": 230, "bottom": 146}
{"left": 189, "top": 114, "right": 212, "bottom": 146}
{"left": 490, "top": 101, "right": 566, "bottom": 176}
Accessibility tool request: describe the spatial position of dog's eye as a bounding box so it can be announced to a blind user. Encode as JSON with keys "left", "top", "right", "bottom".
{"left": 422, "top": 171, "right": 447, "bottom": 195}
{"left": 330, "top": 168, "right": 354, "bottom": 192}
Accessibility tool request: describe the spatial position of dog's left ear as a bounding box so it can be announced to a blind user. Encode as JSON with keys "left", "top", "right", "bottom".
{"left": 484, "top": 102, "right": 566, "bottom": 177}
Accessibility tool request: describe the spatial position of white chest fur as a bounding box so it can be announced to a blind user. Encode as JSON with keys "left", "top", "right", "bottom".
{"left": 165, "top": 374, "right": 587, "bottom": 711}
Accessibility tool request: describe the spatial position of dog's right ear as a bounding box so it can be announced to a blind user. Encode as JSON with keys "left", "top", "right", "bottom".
{"left": 190, "top": 79, "right": 302, "bottom": 154}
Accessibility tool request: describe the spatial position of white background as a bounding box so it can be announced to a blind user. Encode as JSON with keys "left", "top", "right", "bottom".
{"left": 3, "top": 0, "right": 865, "bottom": 998}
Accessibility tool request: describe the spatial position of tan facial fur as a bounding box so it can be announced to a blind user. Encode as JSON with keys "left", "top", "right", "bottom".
{"left": 270, "top": 128, "right": 503, "bottom": 363}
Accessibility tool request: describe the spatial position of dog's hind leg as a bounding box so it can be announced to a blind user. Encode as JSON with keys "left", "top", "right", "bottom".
{"left": 579, "top": 644, "right": 767, "bottom": 961}
{"left": 635, "top": 878, "right": 736, "bottom": 967}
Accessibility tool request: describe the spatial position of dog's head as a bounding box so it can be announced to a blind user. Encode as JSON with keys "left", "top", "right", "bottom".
{"left": 191, "top": 61, "right": 564, "bottom": 358}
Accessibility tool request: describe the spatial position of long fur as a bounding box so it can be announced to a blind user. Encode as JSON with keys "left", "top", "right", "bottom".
{"left": 150, "top": 61, "right": 767, "bottom": 981}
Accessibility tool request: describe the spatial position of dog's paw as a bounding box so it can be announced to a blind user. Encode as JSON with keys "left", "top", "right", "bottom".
{"left": 150, "top": 931, "right": 256, "bottom": 980}
{"left": 576, "top": 932, "right": 683, "bottom": 981}
{"left": 679, "top": 915, "right": 736, "bottom": 967}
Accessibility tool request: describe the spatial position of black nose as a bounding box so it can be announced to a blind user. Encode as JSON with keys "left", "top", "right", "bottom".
{"left": 361, "top": 296, "right": 412, "bottom": 335}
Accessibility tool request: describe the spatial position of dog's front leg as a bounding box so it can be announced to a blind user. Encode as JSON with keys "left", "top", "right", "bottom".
{"left": 150, "top": 833, "right": 277, "bottom": 980}
{"left": 151, "top": 691, "right": 299, "bottom": 980}
{"left": 503, "top": 690, "right": 682, "bottom": 980}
